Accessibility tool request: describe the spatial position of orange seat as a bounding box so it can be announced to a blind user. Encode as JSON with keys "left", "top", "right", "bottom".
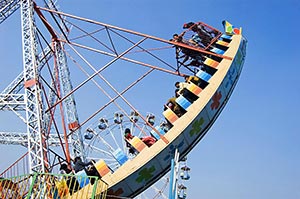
{"left": 94, "top": 159, "right": 110, "bottom": 177}
{"left": 163, "top": 107, "right": 179, "bottom": 124}
{"left": 216, "top": 40, "right": 229, "bottom": 47}
{"left": 129, "top": 136, "right": 147, "bottom": 152}
{"left": 186, "top": 82, "right": 202, "bottom": 96}
{"left": 204, "top": 58, "right": 219, "bottom": 68}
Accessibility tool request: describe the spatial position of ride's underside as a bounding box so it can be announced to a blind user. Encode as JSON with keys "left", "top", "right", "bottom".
{"left": 0, "top": 1, "right": 246, "bottom": 198}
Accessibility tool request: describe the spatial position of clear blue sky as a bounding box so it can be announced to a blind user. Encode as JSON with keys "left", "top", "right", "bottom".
{"left": 0, "top": 0, "right": 299, "bottom": 199}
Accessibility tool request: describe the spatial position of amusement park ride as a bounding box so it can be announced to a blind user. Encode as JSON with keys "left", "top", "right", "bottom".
{"left": 0, "top": 0, "right": 247, "bottom": 198}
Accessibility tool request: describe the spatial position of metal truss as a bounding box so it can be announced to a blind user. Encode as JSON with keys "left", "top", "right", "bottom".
{"left": 54, "top": 41, "right": 85, "bottom": 160}
{"left": 1, "top": 0, "right": 86, "bottom": 174}
{"left": 0, "top": 0, "right": 21, "bottom": 24}
{"left": 21, "top": 0, "right": 47, "bottom": 173}
{"left": 0, "top": 131, "right": 64, "bottom": 146}
{"left": 0, "top": 94, "right": 25, "bottom": 111}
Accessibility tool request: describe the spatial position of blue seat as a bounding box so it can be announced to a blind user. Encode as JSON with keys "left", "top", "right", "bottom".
{"left": 76, "top": 170, "right": 90, "bottom": 188}
{"left": 112, "top": 148, "right": 128, "bottom": 165}
{"left": 175, "top": 95, "right": 192, "bottom": 110}
{"left": 150, "top": 126, "right": 165, "bottom": 140}
{"left": 211, "top": 47, "right": 225, "bottom": 55}
{"left": 220, "top": 34, "right": 232, "bottom": 40}
{"left": 196, "top": 70, "right": 212, "bottom": 82}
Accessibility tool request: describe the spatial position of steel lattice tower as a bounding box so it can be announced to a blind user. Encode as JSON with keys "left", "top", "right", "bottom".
{"left": 0, "top": 0, "right": 86, "bottom": 173}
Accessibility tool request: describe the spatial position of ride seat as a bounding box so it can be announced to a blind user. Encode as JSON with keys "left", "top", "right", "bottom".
{"left": 216, "top": 40, "right": 229, "bottom": 47}
{"left": 112, "top": 148, "right": 129, "bottom": 165}
{"left": 220, "top": 34, "right": 232, "bottom": 40}
{"left": 150, "top": 126, "right": 165, "bottom": 140}
{"left": 210, "top": 47, "right": 225, "bottom": 55}
{"left": 75, "top": 170, "right": 90, "bottom": 188}
{"left": 163, "top": 106, "right": 179, "bottom": 124}
{"left": 220, "top": 34, "right": 232, "bottom": 43}
{"left": 204, "top": 57, "right": 219, "bottom": 68}
{"left": 94, "top": 159, "right": 111, "bottom": 177}
{"left": 185, "top": 82, "right": 202, "bottom": 96}
{"left": 176, "top": 95, "right": 192, "bottom": 110}
{"left": 128, "top": 136, "right": 147, "bottom": 152}
{"left": 196, "top": 69, "right": 212, "bottom": 82}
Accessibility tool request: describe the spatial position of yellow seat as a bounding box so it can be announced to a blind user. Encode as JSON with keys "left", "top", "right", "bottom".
{"left": 94, "top": 159, "right": 111, "bottom": 177}
{"left": 129, "top": 136, "right": 147, "bottom": 152}
{"left": 186, "top": 82, "right": 202, "bottom": 96}
{"left": 163, "top": 107, "right": 179, "bottom": 124}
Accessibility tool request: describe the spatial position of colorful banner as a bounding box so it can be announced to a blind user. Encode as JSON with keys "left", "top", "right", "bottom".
{"left": 222, "top": 20, "right": 242, "bottom": 35}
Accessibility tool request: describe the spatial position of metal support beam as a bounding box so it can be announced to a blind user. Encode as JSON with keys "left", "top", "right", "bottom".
{"left": 0, "top": 94, "right": 25, "bottom": 111}
{"left": 169, "top": 148, "right": 179, "bottom": 199}
{"left": 0, "top": 0, "right": 21, "bottom": 24}
{"left": 20, "top": 0, "right": 48, "bottom": 173}
{"left": 0, "top": 132, "right": 64, "bottom": 146}
{"left": 55, "top": 41, "right": 85, "bottom": 160}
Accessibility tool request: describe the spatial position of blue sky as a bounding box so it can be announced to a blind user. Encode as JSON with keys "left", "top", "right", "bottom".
{"left": 1, "top": 0, "right": 300, "bottom": 199}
